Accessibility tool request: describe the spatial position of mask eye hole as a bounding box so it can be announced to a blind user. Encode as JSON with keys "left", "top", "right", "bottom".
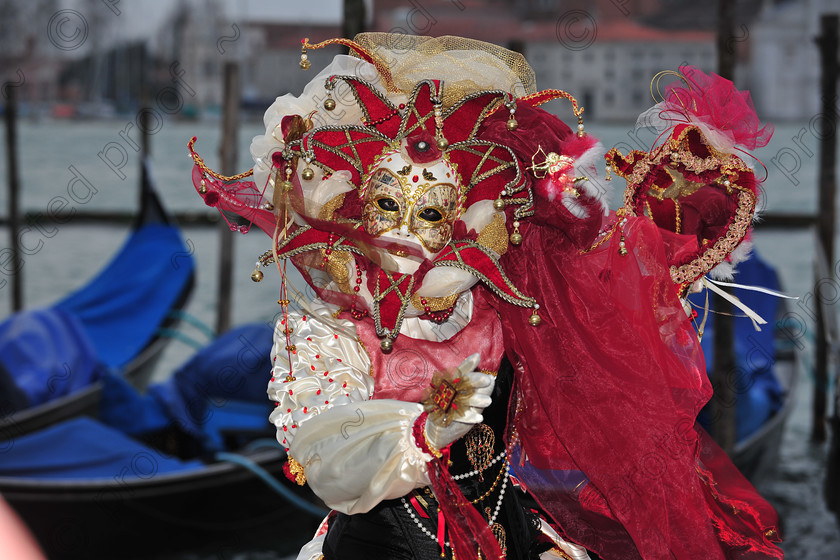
{"left": 376, "top": 197, "right": 400, "bottom": 212}
{"left": 418, "top": 207, "right": 444, "bottom": 223}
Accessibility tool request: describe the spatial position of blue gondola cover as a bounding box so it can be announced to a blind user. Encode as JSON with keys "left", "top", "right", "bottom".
{"left": 692, "top": 251, "right": 785, "bottom": 441}
{"left": 100, "top": 323, "right": 275, "bottom": 451}
{"left": 0, "top": 307, "right": 108, "bottom": 406}
{"left": 0, "top": 416, "right": 201, "bottom": 479}
{"left": 56, "top": 223, "right": 194, "bottom": 370}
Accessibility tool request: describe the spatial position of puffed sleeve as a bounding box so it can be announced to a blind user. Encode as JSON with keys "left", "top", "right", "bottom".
{"left": 267, "top": 302, "right": 431, "bottom": 514}
{"left": 267, "top": 303, "right": 374, "bottom": 450}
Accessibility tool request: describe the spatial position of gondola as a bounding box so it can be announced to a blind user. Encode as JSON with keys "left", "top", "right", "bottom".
{"left": 0, "top": 159, "right": 195, "bottom": 438}
{"left": 0, "top": 323, "right": 324, "bottom": 560}
{"left": 691, "top": 250, "right": 801, "bottom": 485}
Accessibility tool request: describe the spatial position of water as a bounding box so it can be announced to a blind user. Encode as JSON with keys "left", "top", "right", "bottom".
{"left": 0, "top": 118, "right": 276, "bottom": 379}
{"left": 1, "top": 117, "right": 839, "bottom": 557}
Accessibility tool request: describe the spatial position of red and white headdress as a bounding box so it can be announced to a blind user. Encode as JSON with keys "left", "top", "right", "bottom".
{"left": 189, "top": 34, "right": 603, "bottom": 348}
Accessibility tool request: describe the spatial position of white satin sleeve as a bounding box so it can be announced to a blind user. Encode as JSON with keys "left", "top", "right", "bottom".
{"left": 267, "top": 302, "right": 374, "bottom": 449}
{"left": 291, "top": 399, "right": 432, "bottom": 514}
{"left": 266, "top": 302, "right": 432, "bottom": 514}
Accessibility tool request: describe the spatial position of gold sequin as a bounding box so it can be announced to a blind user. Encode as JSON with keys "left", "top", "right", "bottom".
{"left": 317, "top": 193, "right": 346, "bottom": 222}
{"left": 476, "top": 213, "right": 509, "bottom": 256}
{"left": 323, "top": 249, "right": 353, "bottom": 293}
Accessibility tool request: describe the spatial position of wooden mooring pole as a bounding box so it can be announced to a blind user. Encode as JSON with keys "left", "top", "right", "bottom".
{"left": 4, "top": 84, "right": 23, "bottom": 312}
{"left": 709, "top": 0, "right": 738, "bottom": 455}
{"left": 139, "top": 43, "right": 152, "bottom": 223}
{"left": 813, "top": 14, "right": 838, "bottom": 443}
{"left": 342, "top": 0, "right": 366, "bottom": 44}
{"left": 216, "top": 62, "right": 241, "bottom": 335}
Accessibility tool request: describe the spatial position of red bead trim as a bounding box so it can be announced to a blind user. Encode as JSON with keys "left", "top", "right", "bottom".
{"left": 419, "top": 297, "right": 454, "bottom": 323}
{"left": 412, "top": 412, "right": 442, "bottom": 459}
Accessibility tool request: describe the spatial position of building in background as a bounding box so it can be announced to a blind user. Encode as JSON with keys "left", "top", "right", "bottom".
{"left": 749, "top": 0, "right": 836, "bottom": 121}
{"left": 2, "top": 0, "right": 835, "bottom": 122}
{"left": 369, "top": 0, "right": 714, "bottom": 121}
{"left": 0, "top": 0, "right": 62, "bottom": 115}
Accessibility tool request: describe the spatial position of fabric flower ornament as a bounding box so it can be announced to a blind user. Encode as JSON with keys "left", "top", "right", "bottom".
{"left": 637, "top": 65, "right": 774, "bottom": 155}
{"left": 667, "top": 65, "right": 774, "bottom": 150}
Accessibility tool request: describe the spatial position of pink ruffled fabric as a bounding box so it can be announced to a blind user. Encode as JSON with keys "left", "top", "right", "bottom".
{"left": 663, "top": 66, "right": 774, "bottom": 150}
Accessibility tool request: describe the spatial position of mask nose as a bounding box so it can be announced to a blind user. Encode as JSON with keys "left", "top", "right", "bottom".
{"left": 396, "top": 204, "right": 413, "bottom": 237}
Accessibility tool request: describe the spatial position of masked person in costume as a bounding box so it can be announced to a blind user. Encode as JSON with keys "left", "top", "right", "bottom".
{"left": 189, "top": 34, "right": 783, "bottom": 560}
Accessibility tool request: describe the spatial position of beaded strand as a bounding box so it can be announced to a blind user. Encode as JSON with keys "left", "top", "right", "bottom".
{"left": 400, "top": 458, "right": 510, "bottom": 551}
{"left": 453, "top": 450, "right": 506, "bottom": 481}
{"left": 401, "top": 498, "right": 450, "bottom": 549}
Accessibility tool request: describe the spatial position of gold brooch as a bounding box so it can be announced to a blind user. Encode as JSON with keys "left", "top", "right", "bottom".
{"left": 421, "top": 368, "right": 477, "bottom": 427}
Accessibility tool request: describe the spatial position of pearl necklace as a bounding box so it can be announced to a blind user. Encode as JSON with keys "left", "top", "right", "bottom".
{"left": 401, "top": 459, "right": 510, "bottom": 549}
{"left": 401, "top": 498, "right": 450, "bottom": 548}
{"left": 453, "top": 450, "right": 506, "bottom": 481}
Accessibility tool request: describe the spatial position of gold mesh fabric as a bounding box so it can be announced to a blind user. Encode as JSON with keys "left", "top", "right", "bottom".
{"left": 352, "top": 33, "right": 536, "bottom": 108}
{"left": 476, "top": 213, "right": 509, "bottom": 256}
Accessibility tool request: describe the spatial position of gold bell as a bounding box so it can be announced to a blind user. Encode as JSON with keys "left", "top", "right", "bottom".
{"left": 299, "top": 44, "right": 310, "bottom": 70}
{"left": 510, "top": 221, "right": 523, "bottom": 245}
{"left": 493, "top": 197, "right": 505, "bottom": 211}
{"left": 251, "top": 268, "right": 264, "bottom": 282}
{"left": 299, "top": 39, "right": 311, "bottom": 69}
{"left": 301, "top": 166, "right": 315, "bottom": 181}
{"left": 324, "top": 97, "right": 336, "bottom": 111}
{"left": 380, "top": 338, "right": 394, "bottom": 352}
{"left": 198, "top": 184, "right": 207, "bottom": 194}
{"left": 528, "top": 308, "right": 541, "bottom": 327}
{"left": 436, "top": 137, "right": 449, "bottom": 150}
{"left": 506, "top": 117, "right": 518, "bottom": 131}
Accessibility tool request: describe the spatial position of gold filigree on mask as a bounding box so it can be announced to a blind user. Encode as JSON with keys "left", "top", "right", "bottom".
{"left": 362, "top": 166, "right": 459, "bottom": 254}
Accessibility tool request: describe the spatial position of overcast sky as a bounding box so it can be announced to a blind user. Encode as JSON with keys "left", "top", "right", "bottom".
{"left": 71, "top": 0, "right": 346, "bottom": 42}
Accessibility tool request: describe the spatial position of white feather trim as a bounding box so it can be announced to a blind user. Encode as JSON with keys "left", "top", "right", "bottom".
{"left": 709, "top": 240, "right": 753, "bottom": 281}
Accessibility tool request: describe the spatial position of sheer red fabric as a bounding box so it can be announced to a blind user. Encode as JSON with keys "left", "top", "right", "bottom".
{"left": 490, "top": 212, "right": 782, "bottom": 559}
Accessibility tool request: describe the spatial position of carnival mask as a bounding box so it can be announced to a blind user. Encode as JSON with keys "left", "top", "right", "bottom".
{"left": 362, "top": 150, "right": 460, "bottom": 258}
